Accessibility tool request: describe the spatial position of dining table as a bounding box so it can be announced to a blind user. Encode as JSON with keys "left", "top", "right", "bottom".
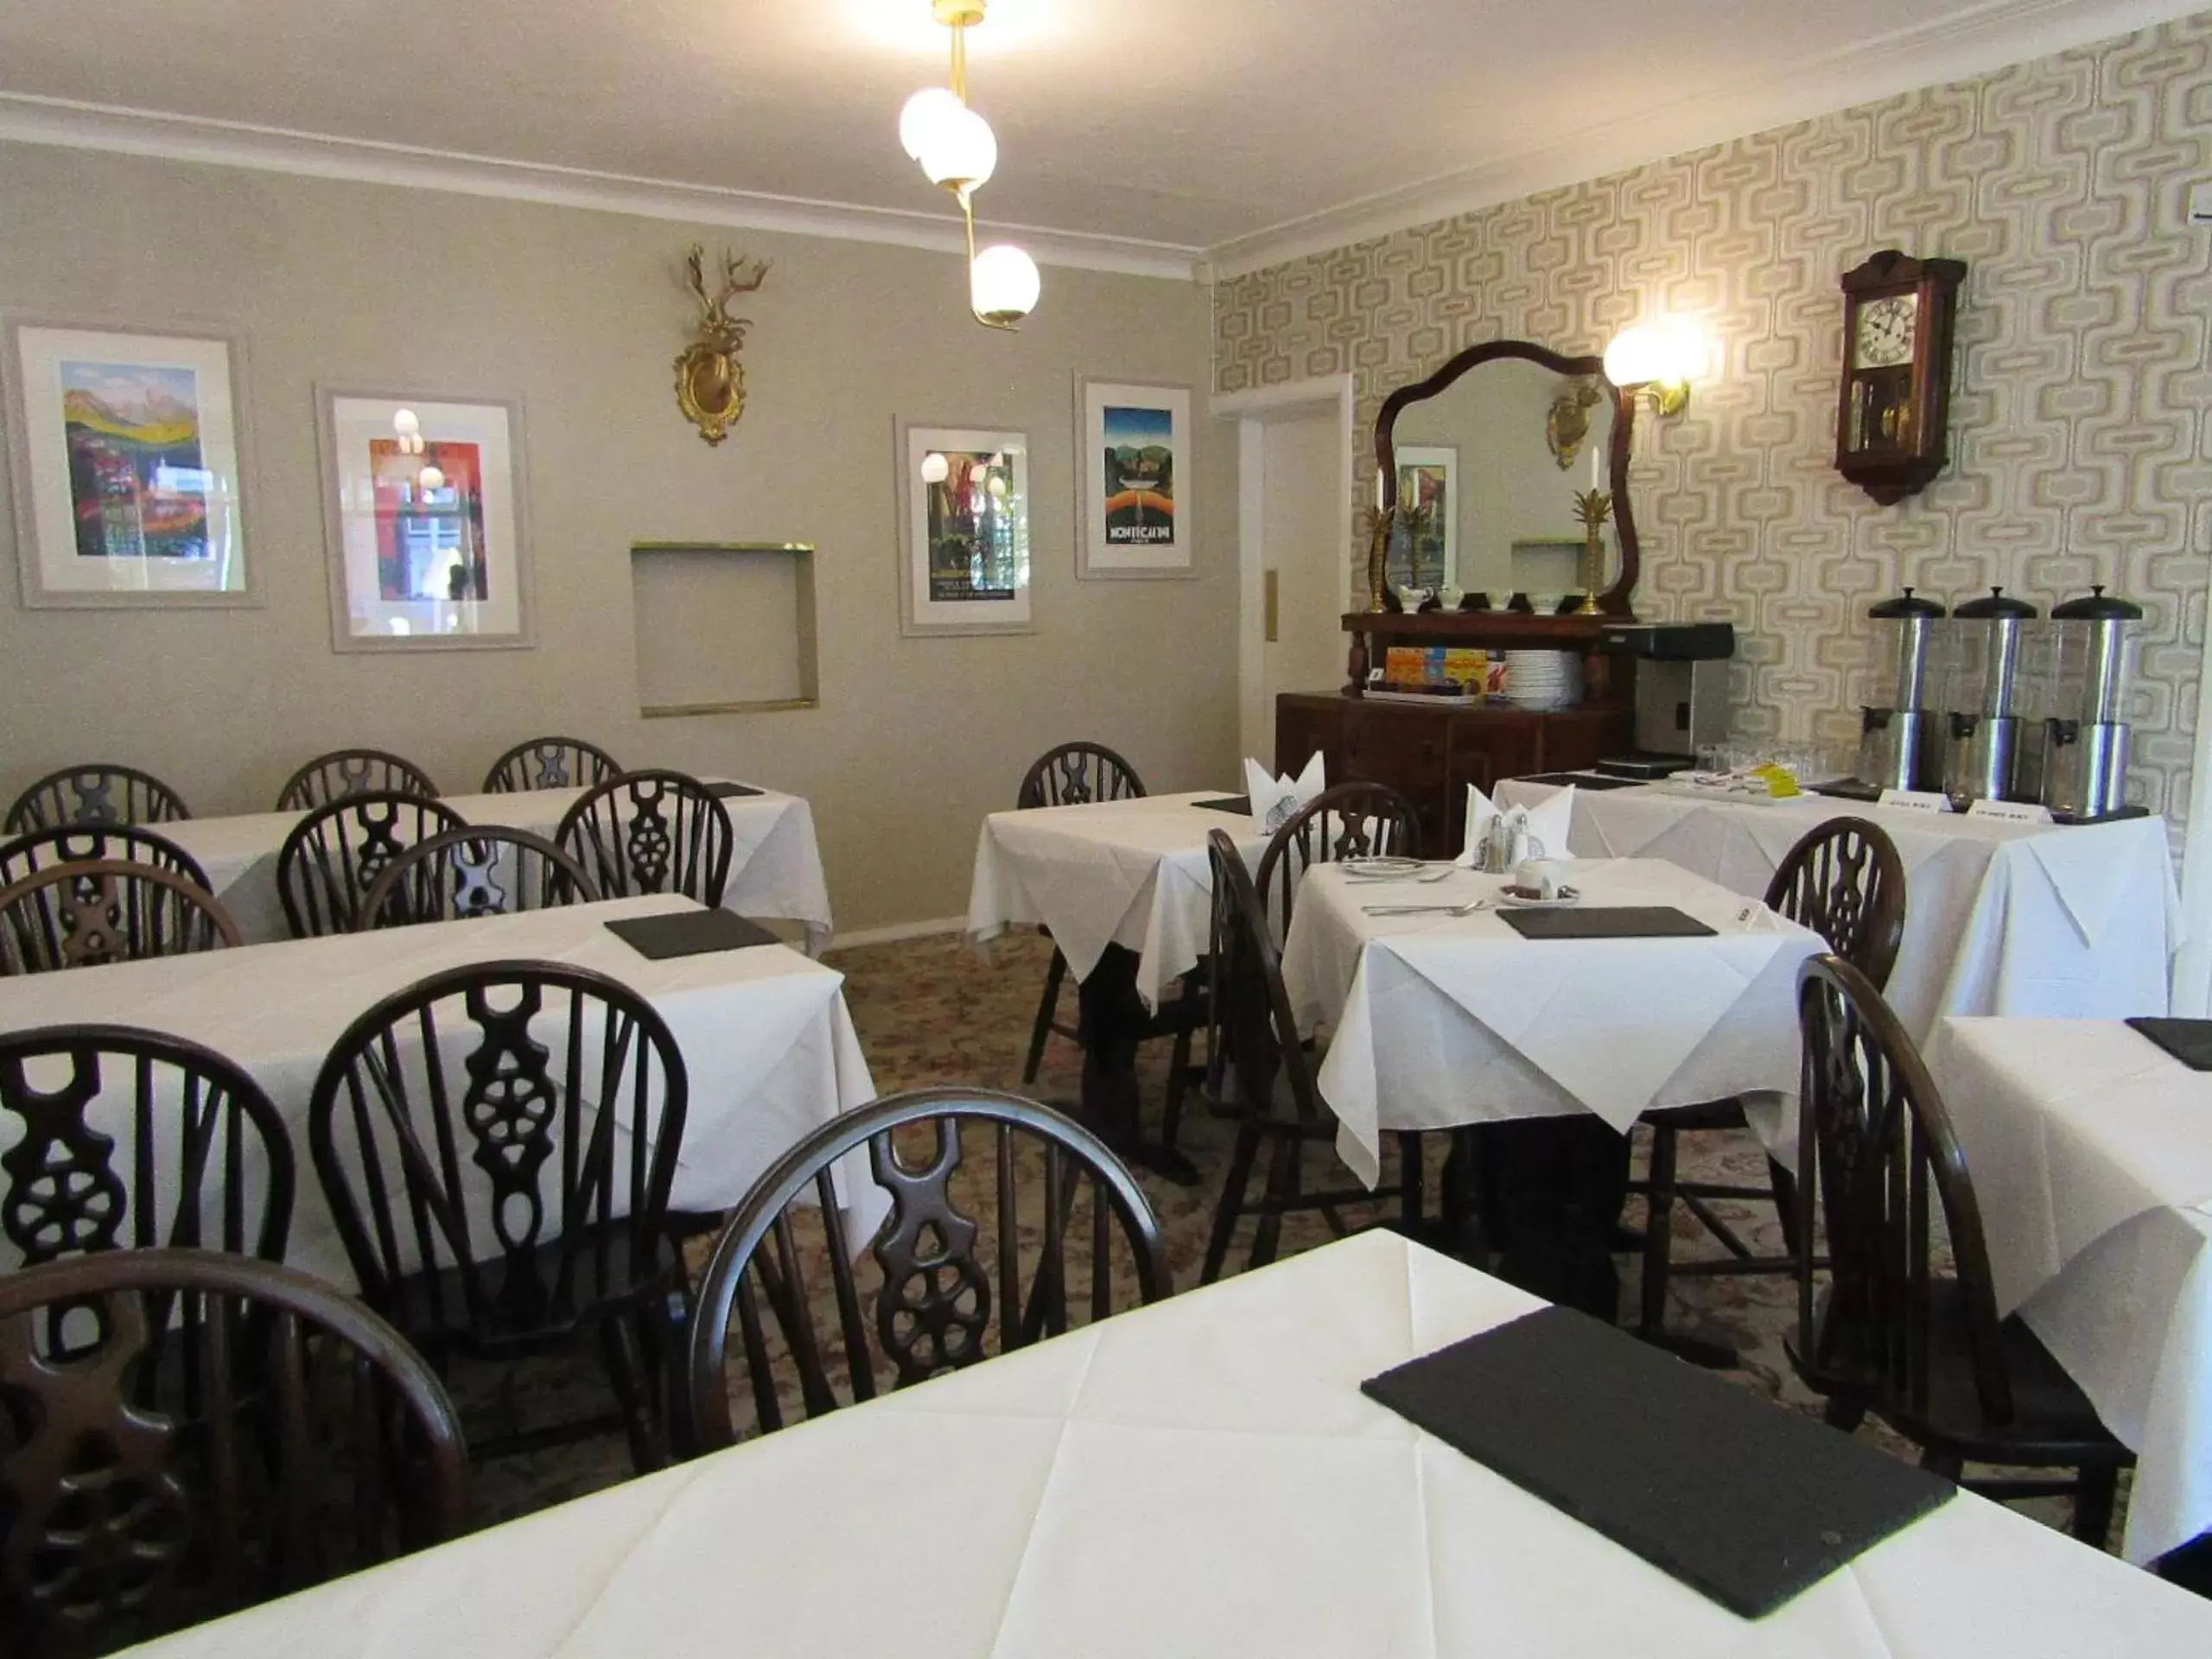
{"left": 1495, "top": 778, "right": 2176, "bottom": 1039}
{"left": 116, "top": 1229, "right": 2212, "bottom": 1658}
{"left": 1926, "top": 1015, "right": 2212, "bottom": 1567}
{"left": 155, "top": 781, "right": 836, "bottom": 951}
{"left": 967, "top": 790, "right": 1268, "bottom": 1183}
{"left": 0, "top": 894, "right": 882, "bottom": 1287}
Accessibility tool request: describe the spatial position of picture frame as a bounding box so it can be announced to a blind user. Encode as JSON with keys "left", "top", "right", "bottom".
{"left": 1391, "top": 444, "right": 1458, "bottom": 592}
{"left": 316, "top": 388, "right": 533, "bottom": 652}
{"left": 4, "top": 318, "right": 257, "bottom": 608}
{"left": 897, "top": 420, "right": 1033, "bottom": 636}
{"left": 1077, "top": 378, "right": 1194, "bottom": 579}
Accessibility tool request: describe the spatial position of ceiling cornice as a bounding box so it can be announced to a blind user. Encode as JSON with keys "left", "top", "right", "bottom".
{"left": 0, "top": 92, "right": 1207, "bottom": 283}
{"left": 1203, "top": 0, "right": 2199, "bottom": 279}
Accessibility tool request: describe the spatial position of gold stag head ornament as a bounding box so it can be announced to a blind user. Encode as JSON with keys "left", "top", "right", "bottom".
{"left": 676, "top": 245, "right": 770, "bottom": 445}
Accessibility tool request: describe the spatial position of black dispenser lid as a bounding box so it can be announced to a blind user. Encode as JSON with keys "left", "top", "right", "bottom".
{"left": 1868, "top": 587, "right": 1946, "bottom": 620}
{"left": 1955, "top": 586, "right": 2038, "bottom": 620}
{"left": 2052, "top": 584, "right": 2142, "bottom": 621}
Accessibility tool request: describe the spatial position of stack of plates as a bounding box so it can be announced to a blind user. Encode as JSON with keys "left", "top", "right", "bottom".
{"left": 1502, "top": 650, "right": 1581, "bottom": 711}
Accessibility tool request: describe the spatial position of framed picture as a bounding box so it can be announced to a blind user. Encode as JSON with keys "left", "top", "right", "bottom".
{"left": 1077, "top": 378, "right": 1193, "bottom": 579}
{"left": 4, "top": 319, "right": 255, "bottom": 607}
{"left": 317, "top": 389, "right": 532, "bottom": 652}
{"left": 1390, "top": 444, "right": 1458, "bottom": 592}
{"left": 897, "top": 421, "right": 1033, "bottom": 636}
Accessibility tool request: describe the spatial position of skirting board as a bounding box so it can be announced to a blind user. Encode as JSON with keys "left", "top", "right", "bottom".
{"left": 826, "top": 915, "right": 967, "bottom": 951}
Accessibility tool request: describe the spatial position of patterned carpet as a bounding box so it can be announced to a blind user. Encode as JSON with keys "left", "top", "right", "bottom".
{"left": 467, "top": 929, "right": 2110, "bottom": 1548}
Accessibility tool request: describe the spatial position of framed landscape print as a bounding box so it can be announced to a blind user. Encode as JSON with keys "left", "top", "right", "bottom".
{"left": 1389, "top": 444, "right": 1457, "bottom": 592}
{"left": 4, "top": 320, "right": 254, "bottom": 607}
{"left": 898, "top": 421, "right": 1033, "bottom": 636}
{"left": 1077, "top": 378, "right": 1193, "bottom": 579}
{"left": 317, "top": 390, "right": 532, "bottom": 652}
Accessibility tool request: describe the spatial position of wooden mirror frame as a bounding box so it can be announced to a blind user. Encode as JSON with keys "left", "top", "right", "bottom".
{"left": 1375, "top": 338, "right": 1639, "bottom": 619}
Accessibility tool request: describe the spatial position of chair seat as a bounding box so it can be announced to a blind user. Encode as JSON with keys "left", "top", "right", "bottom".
{"left": 373, "top": 1223, "right": 676, "bottom": 1362}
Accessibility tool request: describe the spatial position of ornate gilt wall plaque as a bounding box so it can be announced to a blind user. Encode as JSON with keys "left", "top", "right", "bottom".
{"left": 675, "top": 245, "right": 769, "bottom": 446}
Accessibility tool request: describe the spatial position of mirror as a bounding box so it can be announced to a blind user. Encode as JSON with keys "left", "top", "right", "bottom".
{"left": 1376, "top": 340, "right": 1638, "bottom": 615}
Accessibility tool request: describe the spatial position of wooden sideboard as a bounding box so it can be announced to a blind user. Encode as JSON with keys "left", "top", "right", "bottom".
{"left": 1275, "top": 693, "right": 1630, "bottom": 854}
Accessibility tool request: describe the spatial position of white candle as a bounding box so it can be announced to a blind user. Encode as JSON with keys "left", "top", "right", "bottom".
{"left": 1376, "top": 467, "right": 1386, "bottom": 511}
{"left": 1590, "top": 442, "right": 1602, "bottom": 492}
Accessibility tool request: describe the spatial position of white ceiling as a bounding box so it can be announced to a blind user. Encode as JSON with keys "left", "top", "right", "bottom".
{"left": 0, "top": 0, "right": 2195, "bottom": 276}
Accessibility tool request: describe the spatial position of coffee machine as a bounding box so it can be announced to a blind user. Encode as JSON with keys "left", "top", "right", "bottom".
{"left": 2041, "top": 586, "right": 2143, "bottom": 821}
{"left": 1854, "top": 588, "right": 1946, "bottom": 793}
{"left": 1942, "top": 588, "right": 2037, "bottom": 804}
{"left": 1595, "top": 623, "right": 1735, "bottom": 778}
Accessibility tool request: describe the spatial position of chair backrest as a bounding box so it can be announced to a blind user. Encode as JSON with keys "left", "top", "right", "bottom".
{"left": 1208, "top": 830, "right": 1327, "bottom": 1128}
{"left": 0, "top": 861, "right": 241, "bottom": 976}
{"left": 1765, "top": 817, "right": 1907, "bottom": 990}
{"left": 481, "top": 736, "right": 621, "bottom": 795}
{"left": 555, "top": 770, "right": 734, "bottom": 908}
{"left": 0, "top": 1247, "right": 467, "bottom": 1657}
{"left": 1016, "top": 741, "right": 1146, "bottom": 808}
{"left": 308, "top": 961, "right": 689, "bottom": 1344}
{"left": 357, "top": 826, "right": 599, "bottom": 931}
{"left": 276, "top": 792, "right": 468, "bottom": 938}
{"left": 274, "top": 748, "right": 440, "bottom": 812}
{"left": 0, "top": 823, "right": 212, "bottom": 893}
{"left": 687, "top": 1087, "right": 1169, "bottom": 1449}
{"left": 0, "top": 1025, "right": 295, "bottom": 1268}
{"left": 1253, "top": 780, "right": 1422, "bottom": 931}
{"left": 4, "top": 764, "right": 190, "bottom": 836}
{"left": 1795, "top": 954, "right": 2015, "bottom": 1428}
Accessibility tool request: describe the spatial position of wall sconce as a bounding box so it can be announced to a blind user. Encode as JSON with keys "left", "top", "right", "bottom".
{"left": 1603, "top": 319, "right": 1709, "bottom": 416}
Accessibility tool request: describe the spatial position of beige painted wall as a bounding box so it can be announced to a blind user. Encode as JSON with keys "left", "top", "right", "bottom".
{"left": 0, "top": 145, "right": 1237, "bottom": 932}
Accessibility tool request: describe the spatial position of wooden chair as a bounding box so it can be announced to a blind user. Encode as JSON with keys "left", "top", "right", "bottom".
{"left": 308, "top": 962, "right": 690, "bottom": 1473}
{"left": 1637, "top": 817, "right": 1906, "bottom": 1343}
{"left": 3, "top": 763, "right": 190, "bottom": 836}
{"left": 1202, "top": 830, "right": 1421, "bottom": 1283}
{"left": 555, "top": 769, "right": 734, "bottom": 909}
{"left": 0, "top": 861, "right": 240, "bottom": 975}
{"left": 0, "top": 1026, "right": 295, "bottom": 1268}
{"left": 686, "top": 1087, "right": 1168, "bottom": 1449}
{"left": 275, "top": 747, "right": 440, "bottom": 812}
{"left": 0, "top": 1248, "right": 467, "bottom": 1657}
{"left": 0, "top": 823, "right": 213, "bottom": 893}
{"left": 276, "top": 791, "right": 467, "bottom": 938}
{"left": 358, "top": 825, "right": 598, "bottom": 930}
{"left": 1252, "top": 780, "right": 1423, "bottom": 932}
{"left": 1789, "top": 953, "right": 2131, "bottom": 1544}
{"left": 481, "top": 736, "right": 621, "bottom": 794}
{"left": 1016, "top": 742, "right": 1147, "bottom": 1085}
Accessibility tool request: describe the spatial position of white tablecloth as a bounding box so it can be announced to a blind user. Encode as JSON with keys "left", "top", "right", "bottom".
{"left": 159, "top": 783, "right": 835, "bottom": 951}
{"left": 1496, "top": 780, "right": 2177, "bottom": 1039}
{"left": 967, "top": 792, "right": 1268, "bottom": 1010}
{"left": 0, "top": 896, "right": 880, "bottom": 1286}
{"left": 1282, "top": 860, "right": 1823, "bottom": 1186}
{"left": 118, "top": 1230, "right": 2212, "bottom": 1659}
{"left": 1927, "top": 1016, "right": 2212, "bottom": 1564}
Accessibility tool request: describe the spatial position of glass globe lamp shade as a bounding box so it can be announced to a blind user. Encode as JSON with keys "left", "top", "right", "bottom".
{"left": 912, "top": 100, "right": 996, "bottom": 189}
{"left": 392, "top": 408, "right": 421, "bottom": 436}
{"left": 970, "top": 244, "right": 1041, "bottom": 326}
{"left": 417, "top": 465, "right": 446, "bottom": 493}
{"left": 919, "top": 451, "right": 950, "bottom": 485}
{"left": 899, "top": 89, "right": 964, "bottom": 162}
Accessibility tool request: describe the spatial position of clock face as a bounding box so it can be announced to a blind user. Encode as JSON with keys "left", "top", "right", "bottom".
{"left": 1853, "top": 292, "right": 1919, "bottom": 370}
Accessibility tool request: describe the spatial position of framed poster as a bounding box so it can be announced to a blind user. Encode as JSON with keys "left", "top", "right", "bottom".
{"left": 4, "top": 319, "right": 255, "bottom": 607}
{"left": 898, "top": 421, "right": 1033, "bottom": 636}
{"left": 317, "top": 390, "right": 533, "bottom": 652}
{"left": 1077, "top": 378, "right": 1193, "bottom": 579}
{"left": 1389, "top": 444, "right": 1458, "bottom": 592}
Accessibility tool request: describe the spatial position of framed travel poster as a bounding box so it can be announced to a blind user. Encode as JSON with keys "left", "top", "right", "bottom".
{"left": 4, "top": 320, "right": 255, "bottom": 607}
{"left": 317, "top": 390, "right": 533, "bottom": 652}
{"left": 1077, "top": 378, "right": 1193, "bottom": 579}
{"left": 898, "top": 421, "right": 1033, "bottom": 636}
{"left": 1389, "top": 444, "right": 1457, "bottom": 592}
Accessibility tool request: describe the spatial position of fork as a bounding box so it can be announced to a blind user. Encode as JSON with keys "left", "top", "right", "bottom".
{"left": 1341, "top": 867, "right": 1457, "bottom": 886}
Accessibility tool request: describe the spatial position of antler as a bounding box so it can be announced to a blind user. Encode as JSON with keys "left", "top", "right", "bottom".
{"left": 683, "top": 245, "right": 716, "bottom": 324}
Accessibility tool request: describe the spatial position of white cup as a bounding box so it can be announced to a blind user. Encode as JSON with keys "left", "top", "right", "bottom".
{"left": 1514, "top": 857, "right": 1564, "bottom": 899}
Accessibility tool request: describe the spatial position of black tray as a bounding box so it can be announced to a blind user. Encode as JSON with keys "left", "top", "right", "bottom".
{"left": 707, "top": 781, "right": 764, "bottom": 799}
{"left": 1498, "top": 906, "right": 1716, "bottom": 940}
{"left": 1516, "top": 772, "right": 1643, "bottom": 791}
{"left": 605, "top": 909, "right": 779, "bottom": 959}
{"left": 1192, "top": 796, "right": 1250, "bottom": 814}
{"left": 2126, "top": 1017, "right": 2212, "bottom": 1071}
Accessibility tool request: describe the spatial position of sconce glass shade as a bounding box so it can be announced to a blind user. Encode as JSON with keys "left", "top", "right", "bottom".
{"left": 906, "top": 97, "right": 997, "bottom": 189}
{"left": 1604, "top": 319, "right": 1709, "bottom": 392}
{"left": 919, "top": 451, "right": 950, "bottom": 484}
{"left": 970, "top": 243, "right": 1041, "bottom": 325}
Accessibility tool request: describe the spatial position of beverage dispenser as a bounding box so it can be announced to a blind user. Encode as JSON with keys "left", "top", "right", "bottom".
{"left": 2041, "top": 586, "right": 2142, "bottom": 821}
{"left": 1855, "top": 588, "right": 1946, "bottom": 793}
{"left": 1942, "top": 588, "right": 2037, "bottom": 804}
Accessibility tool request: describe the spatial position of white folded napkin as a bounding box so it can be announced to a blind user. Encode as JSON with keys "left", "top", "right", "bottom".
{"left": 1246, "top": 751, "right": 1326, "bottom": 836}
{"left": 1459, "top": 782, "right": 1575, "bottom": 871}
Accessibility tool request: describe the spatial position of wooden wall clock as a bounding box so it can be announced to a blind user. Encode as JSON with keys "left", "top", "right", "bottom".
{"left": 1835, "top": 249, "right": 1967, "bottom": 505}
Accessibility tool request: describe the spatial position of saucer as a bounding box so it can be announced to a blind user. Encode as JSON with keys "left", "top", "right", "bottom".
{"left": 1497, "top": 884, "right": 1581, "bottom": 908}
{"left": 1340, "top": 855, "right": 1426, "bottom": 878}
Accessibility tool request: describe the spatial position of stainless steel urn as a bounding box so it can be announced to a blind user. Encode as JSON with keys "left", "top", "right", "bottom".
{"left": 1942, "top": 588, "right": 2037, "bottom": 804}
{"left": 2040, "top": 586, "right": 2142, "bottom": 821}
{"left": 1856, "top": 588, "right": 1947, "bottom": 793}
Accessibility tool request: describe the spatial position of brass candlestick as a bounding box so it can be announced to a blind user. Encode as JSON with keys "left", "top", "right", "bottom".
{"left": 1362, "top": 503, "right": 1396, "bottom": 613}
{"left": 1573, "top": 488, "right": 1611, "bottom": 616}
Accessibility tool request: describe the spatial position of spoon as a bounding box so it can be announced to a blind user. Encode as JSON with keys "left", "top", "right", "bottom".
{"left": 1361, "top": 899, "right": 1493, "bottom": 917}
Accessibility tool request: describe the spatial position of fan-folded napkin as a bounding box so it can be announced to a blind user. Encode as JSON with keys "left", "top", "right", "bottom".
{"left": 1246, "top": 752, "right": 1326, "bottom": 836}
{"left": 1459, "top": 783, "right": 1575, "bottom": 870}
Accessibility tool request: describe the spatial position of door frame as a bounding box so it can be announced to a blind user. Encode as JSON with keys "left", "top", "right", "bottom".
{"left": 1210, "top": 374, "right": 1357, "bottom": 760}
{"left": 2171, "top": 588, "right": 2212, "bottom": 1014}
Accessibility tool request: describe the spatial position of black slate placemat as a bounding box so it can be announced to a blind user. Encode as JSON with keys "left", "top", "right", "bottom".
{"left": 1363, "top": 1307, "right": 1953, "bottom": 1618}
{"left": 1192, "top": 796, "right": 1250, "bottom": 814}
{"left": 1498, "top": 906, "right": 1717, "bottom": 940}
{"left": 2126, "top": 1017, "right": 2212, "bottom": 1071}
{"left": 1516, "top": 771, "right": 1643, "bottom": 790}
{"left": 706, "top": 781, "right": 764, "bottom": 799}
{"left": 605, "top": 909, "right": 779, "bottom": 959}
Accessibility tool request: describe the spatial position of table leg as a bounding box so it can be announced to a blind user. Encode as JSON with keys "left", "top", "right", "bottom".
{"left": 1075, "top": 945, "right": 1202, "bottom": 1186}
{"left": 1471, "top": 1117, "right": 1631, "bottom": 1322}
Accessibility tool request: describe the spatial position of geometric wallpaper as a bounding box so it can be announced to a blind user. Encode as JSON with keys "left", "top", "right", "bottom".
{"left": 1216, "top": 14, "right": 2212, "bottom": 834}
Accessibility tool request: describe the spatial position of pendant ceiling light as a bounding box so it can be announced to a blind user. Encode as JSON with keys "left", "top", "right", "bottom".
{"left": 899, "top": 0, "right": 1039, "bottom": 330}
